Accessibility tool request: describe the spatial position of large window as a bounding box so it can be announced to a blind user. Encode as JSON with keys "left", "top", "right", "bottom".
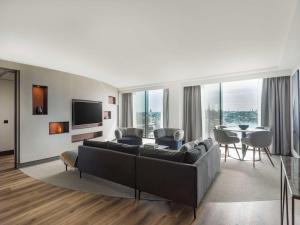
{"left": 132, "top": 89, "right": 164, "bottom": 138}
{"left": 202, "top": 79, "right": 262, "bottom": 138}
{"left": 221, "top": 79, "right": 262, "bottom": 128}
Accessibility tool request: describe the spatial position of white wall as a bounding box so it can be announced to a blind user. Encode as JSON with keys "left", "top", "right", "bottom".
{"left": 0, "top": 59, "right": 118, "bottom": 163}
{"left": 0, "top": 79, "right": 14, "bottom": 151}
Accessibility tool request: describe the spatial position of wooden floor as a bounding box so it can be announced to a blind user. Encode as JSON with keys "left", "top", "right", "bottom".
{"left": 0, "top": 154, "right": 14, "bottom": 172}
{"left": 0, "top": 155, "right": 288, "bottom": 225}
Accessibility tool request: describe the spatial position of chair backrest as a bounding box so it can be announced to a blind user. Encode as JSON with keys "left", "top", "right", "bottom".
{"left": 247, "top": 131, "right": 272, "bottom": 148}
{"left": 213, "top": 128, "right": 231, "bottom": 144}
{"left": 154, "top": 128, "right": 184, "bottom": 140}
{"left": 115, "top": 128, "right": 144, "bottom": 139}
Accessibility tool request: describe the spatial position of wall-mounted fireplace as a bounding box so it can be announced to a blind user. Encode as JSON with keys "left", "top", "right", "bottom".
{"left": 49, "top": 122, "right": 69, "bottom": 135}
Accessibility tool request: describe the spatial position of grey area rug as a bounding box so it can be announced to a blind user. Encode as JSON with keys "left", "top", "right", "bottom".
{"left": 21, "top": 152, "right": 280, "bottom": 203}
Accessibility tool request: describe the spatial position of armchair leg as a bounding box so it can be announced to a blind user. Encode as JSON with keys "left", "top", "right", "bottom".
{"left": 253, "top": 147, "right": 255, "bottom": 168}
{"left": 233, "top": 143, "right": 241, "bottom": 160}
{"left": 264, "top": 147, "right": 275, "bottom": 167}
{"left": 224, "top": 145, "right": 228, "bottom": 162}
{"left": 193, "top": 207, "right": 197, "bottom": 220}
{"left": 259, "top": 148, "right": 261, "bottom": 160}
{"left": 266, "top": 147, "right": 272, "bottom": 156}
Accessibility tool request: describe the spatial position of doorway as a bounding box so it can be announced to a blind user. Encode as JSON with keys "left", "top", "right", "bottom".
{"left": 0, "top": 68, "right": 19, "bottom": 171}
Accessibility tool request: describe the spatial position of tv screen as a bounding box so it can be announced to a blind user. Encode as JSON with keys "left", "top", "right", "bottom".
{"left": 72, "top": 100, "right": 102, "bottom": 125}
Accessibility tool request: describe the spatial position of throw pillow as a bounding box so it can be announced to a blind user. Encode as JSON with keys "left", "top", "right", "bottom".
{"left": 194, "top": 145, "right": 207, "bottom": 155}
{"left": 179, "top": 141, "right": 196, "bottom": 153}
{"left": 199, "top": 138, "right": 214, "bottom": 151}
{"left": 184, "top": 145, "right": 206, "bottom": 164}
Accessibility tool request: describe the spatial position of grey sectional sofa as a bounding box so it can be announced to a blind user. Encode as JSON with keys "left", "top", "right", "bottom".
{"left": 137, "top": 142, "right": 220, "bottom": 218}
{"left": 77, "top": 139, "right": 221, "bottom": 219}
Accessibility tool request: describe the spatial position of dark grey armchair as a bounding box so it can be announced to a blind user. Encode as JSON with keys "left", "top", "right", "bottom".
{"left": 154, "top": 128, "right": 184, "bottom": 150}
{"left": 115, "top": 128, "right": 143, "bottom": 145}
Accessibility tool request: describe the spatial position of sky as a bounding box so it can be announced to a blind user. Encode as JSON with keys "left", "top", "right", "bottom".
{"left": 222, "top": 79, "right": 262, "bottom": 111}
{"left": 132, "top": 79, "right": 262, "bottom": 114}
{"left": 133, "top": 89, "right": 163, "bottom": 113}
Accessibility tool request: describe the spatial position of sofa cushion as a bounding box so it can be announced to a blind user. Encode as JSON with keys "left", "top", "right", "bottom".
{"left": 83, "top": 140, "right": 108, "bottom": 149}
{"left": 179, "top": 141, "right": 196, "bottom": 153}
{"left": 199, "top": 138, "right": 214, "bottom": 151}
{"left": 194, "top": 144, "right": 207, "bottom": 154}
{"left": 194, "top": 138, "right": 202, "bottom": 146}
{"left": 184, "top": 145, "right": 206, "bottom": 164}
{"left": 140, "top": 148, "right": 185, "bottom": 162}
{"left": 107, "top": 141, "right": 140, "bottom": 155}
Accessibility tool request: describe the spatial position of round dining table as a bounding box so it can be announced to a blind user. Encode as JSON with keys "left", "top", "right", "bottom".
{"left": 223, "top": 127, "right": 266, "bottom": 160}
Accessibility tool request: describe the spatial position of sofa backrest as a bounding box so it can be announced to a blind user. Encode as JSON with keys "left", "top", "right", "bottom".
{"left": 83, "top": 140, "right": 140, "bottom": 155}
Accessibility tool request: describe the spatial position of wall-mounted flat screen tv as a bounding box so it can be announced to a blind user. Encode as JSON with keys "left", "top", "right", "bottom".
{"left": 72, "top": 100, "right": 102, "bottom": 126}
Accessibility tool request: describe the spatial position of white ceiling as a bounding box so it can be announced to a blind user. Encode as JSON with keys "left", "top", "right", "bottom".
{"left": 0, "top": 0, "right": 298, "bottom": 87}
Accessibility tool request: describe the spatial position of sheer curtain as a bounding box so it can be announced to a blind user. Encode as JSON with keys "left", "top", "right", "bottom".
{"left": 183, "top": 86, "right": 202, "bottom": 142}
{"left": 261, "top": 76, "right": 291, "bottom": 155}
{"left": 121, "top": 93, "right": 133, "bottom": 127}
{"left": 163, "top": 89, "right": 169, "bottom": 128}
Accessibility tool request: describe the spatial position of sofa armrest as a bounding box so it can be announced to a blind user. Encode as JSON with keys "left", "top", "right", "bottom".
{"left": 173, "top": 129, "right": 184, "bottom": 141}
{"left": 115, "top": 128, "right": 123, "bottom": 140}
{"left": 194, "top": 143, "right": 221, "bottom": 205}
{"left": 78, "top": 145, "right": 136, "bottom": 188}
{"left": 137, "top": 157, "right": 197, "bottom": 207}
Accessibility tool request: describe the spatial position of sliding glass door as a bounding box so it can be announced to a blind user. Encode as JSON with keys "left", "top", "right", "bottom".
{"left": 132, "top": 89, "right": 164, "bottom": 138}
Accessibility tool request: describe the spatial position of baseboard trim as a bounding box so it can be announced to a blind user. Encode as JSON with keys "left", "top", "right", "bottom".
{"left": 19, "top": 156, "right": 59, "bottom": 168}
{"left": 0, "top": 150, "right": 14, "bottom": 156}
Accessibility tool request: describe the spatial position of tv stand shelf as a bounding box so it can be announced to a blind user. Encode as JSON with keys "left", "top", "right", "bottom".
{"left": 71, "top": 131, "right": 103, "bottom": 143}
{"left": 72, "top": 122, "right": 102, "bottom": 130}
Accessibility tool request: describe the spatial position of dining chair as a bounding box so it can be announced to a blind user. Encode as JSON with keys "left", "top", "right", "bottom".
{"left": 213, "top": 128, "right": 241, "bottom": 162}
{"left": 241, "top": 130, "right": 274, "bottom": 168}
{"left": 214, "top": 125, "right": 238, "bottom": 137}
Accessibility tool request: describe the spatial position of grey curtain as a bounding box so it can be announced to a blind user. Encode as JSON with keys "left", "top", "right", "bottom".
{"left": 121, "top": 93, "right": 133, "bottom": 127}
{"left": 261, "top": 76, "right": 291, "bottom": 155}
{"left": 183, "top": 86, "right": 202, "bottom": 142}
{"left": 163, "top": 89, "right": 169, "bottom": 128}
